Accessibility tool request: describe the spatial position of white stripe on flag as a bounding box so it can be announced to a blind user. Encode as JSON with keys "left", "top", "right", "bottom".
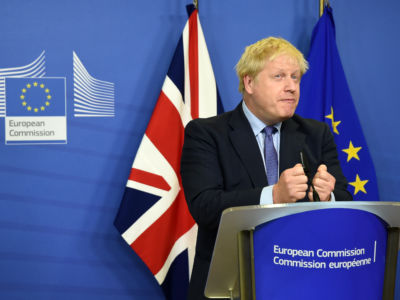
{"left": 155, "top": 224, "right": 198, "bottom": 284}
{"left": 182, "top": 19, "right": 192, "bottom": 118}
{"left": 162, "top": 76, "right": 192, "bottom": 127}
{"left": 197, "top": 15, "right": 217, "bottom": 118}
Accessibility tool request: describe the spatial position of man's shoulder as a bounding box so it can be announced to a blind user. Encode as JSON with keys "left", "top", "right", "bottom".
{"left": 288, "top": 114, "right": 330, "bottom": 133}
{"left": 185, "top": 111, "right": 233, "bottom": 141}
{"left": 190, "top": 110, "right": 233, "bottom": 127}
{"left": 187, "top": 103, "right": 244, "bottom": 132}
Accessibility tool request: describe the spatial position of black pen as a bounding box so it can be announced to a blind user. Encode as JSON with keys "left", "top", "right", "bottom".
{"left": 300, "top": 151, "right": 320, "bottom": 202}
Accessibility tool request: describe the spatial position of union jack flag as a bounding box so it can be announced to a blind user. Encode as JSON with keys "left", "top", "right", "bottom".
{"left": 114, "top": 5, "right": 221, "bottom": 299}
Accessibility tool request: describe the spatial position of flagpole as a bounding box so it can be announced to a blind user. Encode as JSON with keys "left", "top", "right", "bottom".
{"left": 320, "top": 0, "right": 323, "bottom": 17}
{"left": 320, "top": 0, "right": 329, "bottom": 17}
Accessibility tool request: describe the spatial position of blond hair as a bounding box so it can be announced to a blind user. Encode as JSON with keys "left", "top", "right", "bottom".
{"left": 235, "top": 37, "right": 308, "bottom": 93}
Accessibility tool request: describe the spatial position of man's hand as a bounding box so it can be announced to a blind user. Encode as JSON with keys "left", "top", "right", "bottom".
{"left": 273, "top": 164, "right": 308, "bottom": 204}
{"left": 309, "top": 164, "right": 335, "bottom": 202}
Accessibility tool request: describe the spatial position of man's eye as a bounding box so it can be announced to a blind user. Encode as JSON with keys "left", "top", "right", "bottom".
{"left": 274, "top": 74, "right": 282, "bottom": 79}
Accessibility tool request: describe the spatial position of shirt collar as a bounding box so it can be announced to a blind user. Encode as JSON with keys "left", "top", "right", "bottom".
{"left": 242, "top": 101, "right": 282, "bottom": 135}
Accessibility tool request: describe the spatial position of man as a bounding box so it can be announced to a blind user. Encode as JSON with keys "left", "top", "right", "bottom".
{"left": 180, "top": 37, "right": 352, "bottom": 299}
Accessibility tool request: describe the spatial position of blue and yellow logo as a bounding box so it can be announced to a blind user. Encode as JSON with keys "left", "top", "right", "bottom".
{"left": 6, "top": 77, "right": 65, "bottom": 117}
{"left": 20, "top": 81, "right": 52, "bottom": 113}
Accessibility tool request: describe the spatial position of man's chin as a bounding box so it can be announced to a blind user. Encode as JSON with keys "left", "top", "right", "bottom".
{"left": 278, "top": 111, "right": 296, "bottom": 122}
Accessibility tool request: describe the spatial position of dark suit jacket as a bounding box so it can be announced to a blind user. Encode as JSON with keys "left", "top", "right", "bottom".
{"left": 180, "top": 103, "right": 352, "bottom": 300}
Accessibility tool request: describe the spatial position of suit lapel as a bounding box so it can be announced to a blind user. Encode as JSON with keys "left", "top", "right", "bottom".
{"left": 279, "top": 117, "right": 306, "bottom": 174}
{"left": 228, "top": 104, "right": 268, "bottom": 187}
{"left": 227, "top": 106, "right": 306, "bottom": 186}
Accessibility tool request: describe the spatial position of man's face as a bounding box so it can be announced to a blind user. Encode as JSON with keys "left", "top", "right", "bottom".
{"left": 243, "top": 54, "right": 301, "bottom": 125}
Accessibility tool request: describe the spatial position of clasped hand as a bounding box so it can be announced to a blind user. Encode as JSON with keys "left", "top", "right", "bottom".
{"left": 272, "top": 164, "right": 335, "bottom": 203}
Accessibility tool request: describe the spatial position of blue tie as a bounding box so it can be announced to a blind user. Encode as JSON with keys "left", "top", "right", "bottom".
{"left": 264, "top": 126, "right": 278, "bottom": 185}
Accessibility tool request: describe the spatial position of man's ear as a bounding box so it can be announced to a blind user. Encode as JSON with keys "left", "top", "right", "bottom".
{"left": 243, "top": 75, "right": 254, "bottom": 94}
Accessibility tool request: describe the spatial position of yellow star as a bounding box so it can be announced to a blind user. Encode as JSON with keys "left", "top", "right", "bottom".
{"left": 26, "top": 83, "right": 31, "bottom": 88}
{"left": 27, "top": 106, "right": 32, "bottom": 111}
{"left": 40, "top": 84, "right": 45, "bottom": 88}
{"left": 349, "top": 174, "right": 368, "bottom": 195}
{"left": 45, "top": 88, "right": 50, "bottom": 93}
{"left": 20, "top": 95, "right": 25, "bottom": 100}
{"left": 47, "top": 95, "right": 52, "bottom": 100}
{"left": 331, "top": 120, "right": 341, "bottom": 134}
{"left": 22, "top": 88, "right": 26, "bottom": 93}
{"left": 22, "top": 101, "right": 27, "bottom": 106}
{"left": 41, "top": 106, "right": 45, "bottom": 111}
{"left": 325, "top": 106, "right": 341, "bottom": 135}
{"left": 342, "top": 141, "right": 362, "bottom": 162}
{"left": 325, "top": 107, "right": 334, "bottom": 120}
{"left": 34, "top": 107, "right": 39, "bottom": 112}
{"left": 45, "top": 101, "right": 50, "bottom": 106}
{"left": 33, "top": 82, "right": 38, "bottom": 87}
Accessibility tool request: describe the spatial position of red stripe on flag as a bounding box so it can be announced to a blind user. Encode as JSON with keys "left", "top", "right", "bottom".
{"left": 131, "top": 188, "right": 195, "bottom": 275}
{"left": 146, "top": 91, "right": 184, "bottom": 175}
{"left": 188, "top": 9, "right": 199, "bottom": 119}
{"left": 129, "top": 168, "right": 171, "bottom": 191}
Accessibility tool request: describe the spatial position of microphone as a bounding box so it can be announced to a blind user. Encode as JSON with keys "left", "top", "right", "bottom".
{"left": 300, "top": 151, "right": 320, "bottom": 202}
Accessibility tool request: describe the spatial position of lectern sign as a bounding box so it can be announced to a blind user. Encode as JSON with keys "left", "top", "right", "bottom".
{"left": 254, "top": 209, "right": 387, "bottom": 300}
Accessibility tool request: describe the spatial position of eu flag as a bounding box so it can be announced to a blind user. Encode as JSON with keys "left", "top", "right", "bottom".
{"left": 6, "top": 77, "right": 66, "bottom": 117}
{"left": 297, "top": 6, "right": 379, "bottom": 201}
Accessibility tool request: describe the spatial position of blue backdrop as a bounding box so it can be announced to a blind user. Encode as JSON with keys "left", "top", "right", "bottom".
{"left": 0, "top": 0, "right": 399, "bottom": 299}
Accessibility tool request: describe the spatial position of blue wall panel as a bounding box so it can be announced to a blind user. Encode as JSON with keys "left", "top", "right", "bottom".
{"left": 0, "top": 0, "right": 399, "bottom": 299}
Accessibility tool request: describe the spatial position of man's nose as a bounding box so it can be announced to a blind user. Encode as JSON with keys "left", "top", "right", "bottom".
{"left": 284, "top": 78, "right": 297, "bottom": 92}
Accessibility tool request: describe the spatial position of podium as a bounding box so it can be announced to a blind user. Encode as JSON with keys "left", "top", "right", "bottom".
{"left": 204, "top": 201, "right": 400, "bottom": 299}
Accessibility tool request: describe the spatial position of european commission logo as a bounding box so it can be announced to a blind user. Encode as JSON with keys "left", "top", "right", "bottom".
{"left": 0, "top": 51, "right": 115, "bottom": 145}
{"left": 73, "top": 51, "right": 115, "bottom": 117}
{"left": 5, "top": 77, "right": 67, "bottom": 145}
